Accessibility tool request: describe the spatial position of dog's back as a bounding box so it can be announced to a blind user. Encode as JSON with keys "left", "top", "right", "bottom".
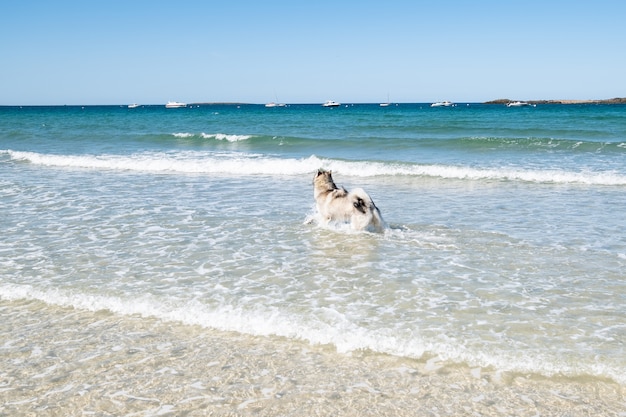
{"left": 349, "top": 187, "right": 385, "bottom": 232}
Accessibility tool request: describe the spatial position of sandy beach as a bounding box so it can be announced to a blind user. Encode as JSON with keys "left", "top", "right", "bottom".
{"left": 1, "top": 299, "right": 623, "bottom": 416}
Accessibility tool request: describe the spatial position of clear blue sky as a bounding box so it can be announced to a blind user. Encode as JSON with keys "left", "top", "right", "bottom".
{"left": 2, "top": 0, "right": 624, "bottom": 105}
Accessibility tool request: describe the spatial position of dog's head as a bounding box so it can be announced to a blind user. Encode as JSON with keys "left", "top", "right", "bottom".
{"left": 313, "top": 168, "right": 335, "bottom": 188}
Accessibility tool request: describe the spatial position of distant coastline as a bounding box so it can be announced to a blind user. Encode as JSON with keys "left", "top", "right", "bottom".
{"left": 484, "top": 97, "right": 626, "bottom": 105}
{"left": 3, "top": 98, "right": 626, "bottom": 107}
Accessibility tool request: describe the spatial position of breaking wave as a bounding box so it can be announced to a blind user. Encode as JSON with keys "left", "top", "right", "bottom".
{"left": 3, "top": 149, "right": 626, "bottom": 186}
{"left": 1, "top": 282, "right": 624, "bottom": 385}
{"left": 173, "top": 132, "right": 253, "bottom": 142}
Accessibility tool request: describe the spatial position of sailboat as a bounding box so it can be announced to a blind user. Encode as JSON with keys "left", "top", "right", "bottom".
{"left": 265, "top": 93, "right": 286, "bottom": 107}
{"left": 379, "top": 93, "right": 391, "bottom": 107}
{"left": 265, "top": 102, "right": 286, "bottom": 108}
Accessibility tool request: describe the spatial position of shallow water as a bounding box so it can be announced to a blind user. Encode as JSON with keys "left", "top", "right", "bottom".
{"left": 1, "top": 103, "right": 625, "bottom": 414}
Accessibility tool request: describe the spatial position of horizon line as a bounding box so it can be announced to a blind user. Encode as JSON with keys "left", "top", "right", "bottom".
{"left": 2, "top": 97, "right": 626, "bottom": 107}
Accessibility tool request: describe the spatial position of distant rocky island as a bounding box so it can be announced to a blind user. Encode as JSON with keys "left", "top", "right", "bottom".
{"left": 485, "top": 98, "right": 626, "bottom": 105}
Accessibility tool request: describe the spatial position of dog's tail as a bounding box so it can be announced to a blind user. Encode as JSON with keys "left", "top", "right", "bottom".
{"left": 369, "top": 203, "right": 386, "bottom": 233}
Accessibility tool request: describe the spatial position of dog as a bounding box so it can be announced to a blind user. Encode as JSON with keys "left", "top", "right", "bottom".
{"left": 312, "top": 169, "right": 385, "bottom": 233}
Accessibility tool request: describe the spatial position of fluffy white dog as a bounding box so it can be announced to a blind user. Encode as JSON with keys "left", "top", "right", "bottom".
{"left": 312, "top": 169, "right": 385, "bottom": 233}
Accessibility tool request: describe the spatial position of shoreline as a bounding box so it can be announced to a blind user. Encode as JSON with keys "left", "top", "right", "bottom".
{"left": 1, "top": 299, "right": 624, "bottom": 416}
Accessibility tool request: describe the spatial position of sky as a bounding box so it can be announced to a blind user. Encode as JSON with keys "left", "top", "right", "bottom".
{"left": 1, "top": 0, "right": 625, "bottom": 105}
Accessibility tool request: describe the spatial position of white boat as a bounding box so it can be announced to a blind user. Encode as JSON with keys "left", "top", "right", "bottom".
{"left": 507, "top": 101, "right": 532, "bottom": 107}
{"left": 322, "top": 100, "right": 341, "bottom": 107}
{"left": 380, "top": 93, "right": 391, "bottom": 107}
{"left": 431, "top": 101, "right": 454, "bottom": 107}
{"left": 265, "top": 102, "right": 286, "bottom": 108}
{"left": 127, "top": 103, "right": 140, "bottom": 109}
{"left": 165, "top": 101, "right": 187, "bottom": 108}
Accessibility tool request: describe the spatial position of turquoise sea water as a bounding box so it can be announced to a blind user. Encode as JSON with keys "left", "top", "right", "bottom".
{"left": 1, "top": 103, "right": 625, "bottom": 413}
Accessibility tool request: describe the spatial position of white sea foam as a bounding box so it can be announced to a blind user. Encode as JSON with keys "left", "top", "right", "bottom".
{"left": 1, "top": 282, "right": 623, "bottom": 385}
{"left": 4, "top": 149, "right": 626, "bottom": 186}
{"left": 201, "top": 133, "right": 252, "bottom": 142}
{"left": 172, "top": 133, "right": 252, "bottom": 141}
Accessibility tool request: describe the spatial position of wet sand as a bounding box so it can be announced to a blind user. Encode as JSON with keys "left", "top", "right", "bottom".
{"left": 1, "top": 299, "right": 624, "bottom": 416}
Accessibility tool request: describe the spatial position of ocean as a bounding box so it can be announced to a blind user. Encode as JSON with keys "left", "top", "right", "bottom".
{"left": 1, "top": 103, "right": 625, "bottom": 416}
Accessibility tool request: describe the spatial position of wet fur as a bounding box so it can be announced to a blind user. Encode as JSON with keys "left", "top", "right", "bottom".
{"left": 313, "top": 169, "right": 385, "bottom": 233}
